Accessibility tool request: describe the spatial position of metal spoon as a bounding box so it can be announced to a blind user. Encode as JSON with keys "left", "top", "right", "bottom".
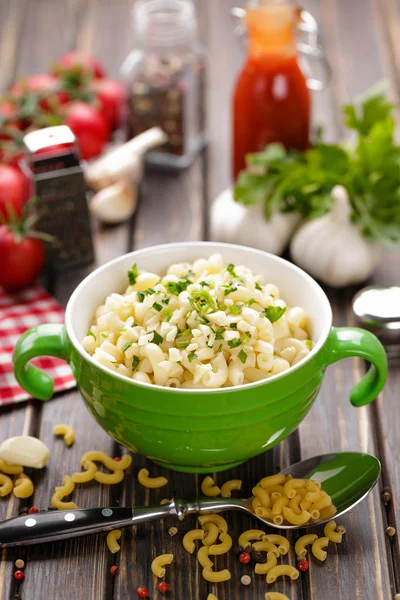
{"left": 353, "top": 285, "right": 400, "bottom": 357}
{"left": 0, "top": 452, "right": 380, "bottom": 547}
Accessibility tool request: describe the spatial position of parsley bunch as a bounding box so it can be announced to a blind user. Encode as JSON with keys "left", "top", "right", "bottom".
{"left": 234, "top": 82, "right": 400, "bottom": 246}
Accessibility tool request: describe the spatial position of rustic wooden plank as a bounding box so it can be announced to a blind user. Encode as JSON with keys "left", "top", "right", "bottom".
{"left": 296, "top": 1, "right": 394, "bottom": 599}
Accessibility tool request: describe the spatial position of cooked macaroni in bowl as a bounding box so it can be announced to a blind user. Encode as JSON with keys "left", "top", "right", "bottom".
{"left": 82, "top": 254, "right": 313, "bottom": 388}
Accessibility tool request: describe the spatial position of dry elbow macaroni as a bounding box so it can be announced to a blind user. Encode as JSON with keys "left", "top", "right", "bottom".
{"left": 0, "top": 473, "right": 14, "bottom": 497}
{"left": 151, "top": 553, "right": 173, "bottom": 578}
{"left": 54, "top": 424, "right": 75, "bottom": 446}
{"left": 13, "top": 473, "right": 34, "bottom": 499}
{"left": 138, "top": 468, "right": 168, "bottom": 489}
{"left": 251, "top": 473, "right": 337, "bottom": 526}
{"left": 201, "top": 476, "right": 221, "bottom": 497}
{"left": 106, "top": 529, "right": 122, "bottom": 554}
{"left": 83, "top": 255, "right": 313, "bottom": 388}
{"left": 265, "top": 594, "right": 290, "bottom": 600}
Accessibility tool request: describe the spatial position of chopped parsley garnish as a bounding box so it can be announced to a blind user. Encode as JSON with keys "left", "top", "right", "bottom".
{"left": 197, "top": 315, "right": 210, "bottom": 325}
{"left": 164, "top": 307, "right": 172, "bottom": 322}
{"left": 128, "top": 263, "right": 139, "bottom": 285}
{"left": 226, "top": 263, "right": 237, "bottom": 278}
{"left": 216, "top": 343, "right": 223, "bottom": 353}
{"left": 137, "top": 287, "right": 156, "bottom": 302}
{"left": 122, "top": 341, "right": 133, "bottom": 352}
{"left": 215, "top": 327, "right": 225, "bottom": 340}
{"left": 230, "top": 323, "right": 238, "bottom": 329}
{"left": 118, "top": 328, "right": 127, "bottom": 333}
{"left": 153, "top": 302, "right": 163, "bottom": 312}
{"left": 166, "top": 279, "right": 191, "bottom": 296}
{"left": 151, "top": 330, "right": 163, "bottom": 345}
{"left": 262, "top": 306, "right": 287, "bottom": 323}
{"left": 199, "top": 280, "right": 211, "bottom": 287}
{"left": 229, "top": 304, "right": 240, "bottom": 315}
{"left": 245, "top": 331, "right": 251, "bottom": 337}
{"left": 176, "top": 328, "right": 191, "bottom": 348}
{"left": 224, "top": 285, "right": 238, "bottom": 296}
{"left": 162, "top": 297, "right": 170, "bottom": 305}
{"left": 255, "top": 282, "right": 262, "bottom": 291}
{"left": 228, "top": 338, "right": 242, "bottom": 349}
{"left": 86, "top": 331, "right": 96, "bottom": 339}
{"left": 132, "top": 356, "right": 140, "bottom": 372}
{"left": 100, "top": 333, "right": 108, "bottom": 339}
{"left": 190, "top": 290, "right": 217, "bottom": 313}
{"left": 246, "top": 298, "right": 256, "bottom": 307}
{"left": 188, "top": 353, "right": 198, "bottom": 363}
{"left": 238, "top": 349, "right": 248, "bottom": 364}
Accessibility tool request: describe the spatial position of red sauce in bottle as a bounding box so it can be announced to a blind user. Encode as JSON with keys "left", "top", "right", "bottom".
{"left": 233, "top": 5, "right": 310, "bottom": 179}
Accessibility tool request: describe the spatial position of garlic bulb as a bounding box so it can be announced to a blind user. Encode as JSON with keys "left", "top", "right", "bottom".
{"left": 90, "top": 180, "right": 137, "bottom": 224}
{"left": 290, "top": 185, "right": 383, "bottom": 287}
{"left": 210, "top": 187, "right": 300, "bottom": 255}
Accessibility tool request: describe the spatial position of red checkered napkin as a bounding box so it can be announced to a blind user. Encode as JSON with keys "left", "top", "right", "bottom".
{"left": 0, "top": 285, "right": 76, "bottom": 405}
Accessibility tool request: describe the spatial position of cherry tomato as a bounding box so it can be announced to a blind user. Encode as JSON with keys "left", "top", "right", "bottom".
{"left": 53, "top": 51, "right": 105, "bottom": 80}
{"left": 0, "top": 225, "right": 45, "bottom": 291}
{"left": 64, "top": 101, "right": 109, "bottom": 160}
{"left": 90, "top": 79, "right": 126, "bottom": 131}
{"left": 0, "top": 164, "right": 26, "bottom": 220}
{"left": 157, "top": 581, "right": 169, "bottom": 593}
{"left": 0, "top": 100, "right": 23, "bottom": 138}
{"left": 10, "top": 74, "right": 69, "bottom": 111}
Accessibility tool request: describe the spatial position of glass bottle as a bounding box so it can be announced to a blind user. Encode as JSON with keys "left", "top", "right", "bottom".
{"left": 232, "top": 2, "right": 328, "bottom": 180}
{"left": 121, "top": 0, "right": 206, "bottom": 170}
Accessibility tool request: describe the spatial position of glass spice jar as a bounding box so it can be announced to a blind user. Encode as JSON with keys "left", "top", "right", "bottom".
{"left": 120, "top": 0, "right": 207, "bottom": 170}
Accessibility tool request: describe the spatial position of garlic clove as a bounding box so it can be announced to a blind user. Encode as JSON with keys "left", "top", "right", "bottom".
{"left": 0, "top": 436, "right": 50, "bottom": 469}
{"left": 210, "top": 187, "right": 300, "bottom": 256}
{"left": 85, "top": 127, "right": 167, "bottom": 191}
{"left": 90, "top": 180, "right": 137, "bottom": 224}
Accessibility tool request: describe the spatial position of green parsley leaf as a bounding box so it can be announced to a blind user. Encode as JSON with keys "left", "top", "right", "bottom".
{"left": 245, "top": 331, "right": 251, "bottom": 337}
{"left": 177, "top": 360, "right": 182, "bottom": 366}
{"left": 224, "top": 285, "right": 238, "bottom": 296}
{"left": 86, "top": 331, "right": 96, "bottom": 339}
{"left": 262, "top": 306, "right": 287, "bottom": 323}
{"left": 229, "top": 304, "right": 240, "bottom": 315}
{"left": 215, "top": 327, "right": 225, "bottom": 340}
{"left": 132, "top": 356, "right": 140, "bottom": 372}
{"left": 100, "top": 333, "right": 108, "bottom": 339}
{"left": 255, "top": 282, "right": 262, "bottom": 291}
{"left": 246, "top": 298, "right": 256, "bottom": 307}
{"left": 122, "top": 341, "right": 133, "bottom": 352}
{"left": 162, "top": 297, "right": 170, "bottom": 305}
{"left": 166, "top": 279, "right": 191, "bottom": 296}
{"left": 199, "top": 280, "right": 211, "bottom": 288}
{"left": 151, "top": 331, "right": 163, "bottom": 345}
{"left": 230, "top": 323, "right": 238, "bottom": 329}
{"left": 216, "top": 343, "right": 223, "bottom": 353}
{"left": 128, "top": 263, "right": 139, "bottom": 285}
{"left": 226, "top": 263, "right": 237, "bottom": 278}
{"left": 190, "top": 290, "right": 217, "bottom": 313}
{"left": 164, "top": 307, "right": 172, "bottom": 322}
{"left": 197, "top": 315, "right": 210, "bottom": 324}
{"left": 176, "top": 328, "right": 191, "bottom": 348}
{"left": 238, "top": 349, "right": 247, "bottom": 364}
{"left": 137, "top": 287, "right": 157, "bottom": 303}
{"left": 153, "top": 302, "right": 163, "bottom": 312}
{"left": 228, "top": 338, "right": 242, "bottom": 349}
{"left": 188, "top": 353, "right": 198, "bottom": 363}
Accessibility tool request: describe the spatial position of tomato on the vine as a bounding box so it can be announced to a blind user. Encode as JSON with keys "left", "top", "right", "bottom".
{"left": 52, "top": 51, "right": 105, "bottom": 80}
{"left": 64, "top": 101, "right": 109, "bottom": 160}
{"left": 90, "top": 79, "right": 126, "bottom": 131}
{"left": 0, "top": 164, "right": 26, "bottom": 220}
{"left": 0, "top": 217, "right": 45, "bottom": 291}
{"left": 0, "top": 100, "right": 23, "bottom": 137}
{"left": 10, "top": 73, "right": 70, "bottom": 112}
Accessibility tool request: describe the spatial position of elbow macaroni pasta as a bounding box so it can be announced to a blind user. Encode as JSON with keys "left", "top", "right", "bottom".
{"left": 201, "top": 476, "right": 221, "bottom": 497}
{"left": 138, "top": 468, "right": 168, "bottom": 489}
{"left": 208, "top": 532, "right": 232, "bottom": 555}
{"left": 0, "top": 473, "right": 13, "bottom": 497}
{"left": 83, "top": 255, "right": 313, "bottom": 388}
{"left": 238, "top": 529, "right": 265, "bottom": 548}
{"left": 54, "top": 424, "right": 75, "bottom": 446}
{"left": 251, "top": 474, "right": 337, "bottom": 526}
{"left": 80, "top": 451, "right": 132, "bottom": 471}
{"left": 197, "top": 545, "right": 213, "bottom": 568}
{"left": 151, "top": 553, "right": 173, "bottom": 578}
{"left": 106, "top": 529, "right": 122, "bottom": 554}
{"left": 198, "top": 514, "right": 228, "bottom": 534}
{"left": 72, "top": 460, "right": 97, "bottom": 483}
{"left": 13, "top": 473, "right": 34, "bottom": 499}
{"left": 202, "top": 566, "right": 231, "bottom": 583}
{"left": 265, "top": 594, "right": 290, "bottom": 600}
{"left": 183, "top": 529, "right": 205, "bottom": 553}
{"left": 0, "top": 459, "right": 23, "bottom": 475}
{"left": 295, "top": 533, "right": 318, "bottom": 558}
{"left": 266, "top": 564, "right": 300, "bottom": 583}
{"left": 220, "top": 479, "right": 242, "bottom": 498}
{"left": 51, "top": 475, "right": 78, "bottom": 509}
{"left": 255, "top": 550, "right": 277, "bottom": 575}
{"left": 202, "top": 522, "right": 219, "bottom": 546}
{"left": 312, "top": 536, "right": 330, "bottom": 561}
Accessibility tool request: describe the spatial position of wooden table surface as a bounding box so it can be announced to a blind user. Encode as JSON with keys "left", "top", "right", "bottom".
{"left": 0, "top": 1, "right": 399, "bottom": 599}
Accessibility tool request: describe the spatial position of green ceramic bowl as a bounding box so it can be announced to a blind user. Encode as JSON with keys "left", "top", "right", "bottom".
{"left": 13, "top": 242, "right": 387, "bottom": 473}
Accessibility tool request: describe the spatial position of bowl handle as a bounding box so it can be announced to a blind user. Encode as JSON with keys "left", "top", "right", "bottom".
{"left": 13, "top": 324, "right": 69, "bottom": 401}
{"left": 324, "top": 327, "right": 387, "bottom": 407}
